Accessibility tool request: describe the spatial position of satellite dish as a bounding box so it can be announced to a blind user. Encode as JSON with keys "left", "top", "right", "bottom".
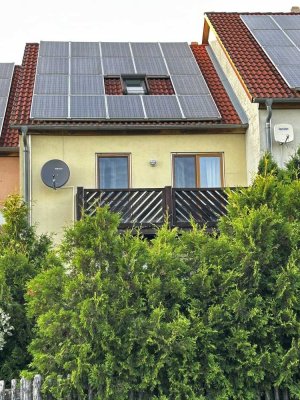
{"left": 274, "top": 124, "right": 294, "bottom": 144}
{"left": 41, "top": 159, "right": 70, "bottom": 189}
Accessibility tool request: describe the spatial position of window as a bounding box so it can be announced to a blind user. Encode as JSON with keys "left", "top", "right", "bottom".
{"left": 123, "top": 78, "right": 147, "bottom": 95}
{"left": 173, "top": 154, "right": 223, "bottom": 188}
{"left": 98, "top": 154, "right": 130, "bottom": 189}
{"left": 104, "top": 76, "right": 175, "bottom": 95}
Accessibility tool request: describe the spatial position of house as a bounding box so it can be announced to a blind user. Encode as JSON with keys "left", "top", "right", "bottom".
{"left": 12, "top": 41, "right": 249, "bottom": 239}
{"left": 0, "top": 63, "right": 20, "bottom": 222}
{"left": 202, "top": 11, "right": 300, "bottom": 181}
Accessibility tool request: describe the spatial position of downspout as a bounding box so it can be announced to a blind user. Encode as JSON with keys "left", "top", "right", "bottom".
{"left": 21, "top": 127, "right": 29, "bottom": 206}
{"left": 265, "top": 99, "right": 273, "bottom": 154}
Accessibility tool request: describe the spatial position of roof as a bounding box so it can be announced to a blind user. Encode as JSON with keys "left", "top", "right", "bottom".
{"left": 205, "top": 12, "right": 300, "bottom": 100}
{"left": 11, "top": 42, "right": 243, "bottom": 130}
{"left": 0, "top": 65, "right": 21, "bottom": 148}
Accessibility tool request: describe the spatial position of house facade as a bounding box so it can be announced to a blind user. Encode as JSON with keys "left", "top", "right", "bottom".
{"left": 0, "top": 63, "right": 20, "bottom": 222}
{"left": 203, "top": 11, "right": 300, "bottom": 181}
{"left": 13, "top": 41, "right": 248, "bottom": 239}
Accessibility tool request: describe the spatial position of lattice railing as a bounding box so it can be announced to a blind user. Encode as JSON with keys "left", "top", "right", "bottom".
{"left": 77, "top": 187, "right": 230, "bottom": 229}
{"left": 173, "top": 188, "right": 229, "bottom": 226}
{"left": 78, "top": 188, "right": 165, "bottom": 226}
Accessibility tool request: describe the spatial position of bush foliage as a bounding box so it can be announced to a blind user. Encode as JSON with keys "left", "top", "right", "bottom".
{"left": 25, "top": 153, "right": 300, "bottom": 399}
{"left": 0, "top": 195, "right": 51, "bottom": 379}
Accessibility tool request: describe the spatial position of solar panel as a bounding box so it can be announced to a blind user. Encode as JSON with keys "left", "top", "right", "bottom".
{"left": 0, "top": 63, "right": 14, "bottom": 79}
{"left": 263, "top": 46, "right": 300, "bottom": 65}
{"left": 37, "top": 57, "right": 69, "bottom": 74}
{"left": 131, "top": 42, "right": 162, "bottom": 57}
{"left": 70, "top": 96, "right": 106, "bottom": 118}
{"left": 107, "top": 95, "right": 145, "bottom": 119}
{"left": 253, "top": 30, "right": 292, "bottom": 47}
{"left": 178, "top": 95, "right": 221, "bottom": 120}
{"left": 102, "top": 57, "right": 135, "bottom": 75}
{"left": 0, "top": 97, "right": 7, "bottom": 117}
{"left": 39, "top": 41, "right": 69, "bottom": 57}
{"left": 31, "top": 95, "right": 68, "bottom": 118}
{"left": 101, "top": 42, "right": 131, "bottom": 57}
{"left": 240, "top": 15, "right": 278, "bottom": 30}
{"left": 0, "top": 63, "right": 14, "bottom": 133}
{"left": 134, "top": 57, "right": 168, "bottom": 75}
{"left": 171, "top": 75, "right": 209, "bottom": 95}
{"left": 165, "top": 57, "right": 200, "bottom": 75}
{"left": 31, "top": 41, "right": 222, "bottom": 121}
{"left": 35, "top": 75, "right": 69, "bottom": 95}
{"left": 241, "top": 15, "right": 300, "bottom": 89}
{"left": 143, "top": 95, "right": 182, "bottom": 119}
{"left": 160, "top": 42, "right": 192, "bottom": 57}
{"left": 70, "top": 75, "right": 104, "bottom": 95}
{"left": 276, "top": 65, "right": 300, "bottom": 88}
{"left": 0, "top": 79, "right": 11, "bottom": 96}
{"left": 273, "top": 15, "right": 300, "bottom": 30}
{"left": 285, "top": 30, "right": 300, "bottom": 46}
{"left": 71, "top": 42, "right": 100, "bottom": 57}
{"left": 71, "top": 58, "right": 102, "bottom": 75}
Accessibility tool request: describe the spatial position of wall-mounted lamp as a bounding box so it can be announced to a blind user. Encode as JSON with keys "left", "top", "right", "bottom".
{"left": 149, "top": 159, "right": 157, "bottom": 167}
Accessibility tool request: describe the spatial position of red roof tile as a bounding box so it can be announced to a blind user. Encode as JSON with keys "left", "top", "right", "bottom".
{"left": 11, "top": 42, "right": 243, "bottom": 129}
{"left": 0, "top": 66, "right": 22, "bottom": 148}
{"left": 206, "top": 12, "right": 300, "bottom": 100}
{"left": 104, "top": 77, "right": 123, "bottom": 95}
{"left": 191, "top": 44, "right": 241, "bottom": 124}
{"left": 11, "top": 43, "right": 39, "bottom": 125}
{"left": 148, "top": 78, "right": 175, "bottom": 95}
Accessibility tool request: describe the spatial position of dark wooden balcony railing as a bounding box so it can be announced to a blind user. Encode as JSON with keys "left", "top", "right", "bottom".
{"left": 76, "top": 186, "right": 230, "bottom": 230}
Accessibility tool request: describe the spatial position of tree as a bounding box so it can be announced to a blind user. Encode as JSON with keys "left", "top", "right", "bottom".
{"left": 0, "top": 195, "right": 51, "bottom": 379}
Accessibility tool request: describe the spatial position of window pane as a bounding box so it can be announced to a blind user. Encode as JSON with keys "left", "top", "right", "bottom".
{"left": 99, "top": 157, "right": 128, "bottom": 189}
{"left": 200, "top": 157, "right": 221, "bottom": 188}
{"left": 174, "top": 157, "right": 196, "bottom": 188}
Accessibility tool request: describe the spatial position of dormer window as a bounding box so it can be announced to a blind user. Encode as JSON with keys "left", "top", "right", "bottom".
{"left": 123, "top": 78, "right": 147, "bottom": 95}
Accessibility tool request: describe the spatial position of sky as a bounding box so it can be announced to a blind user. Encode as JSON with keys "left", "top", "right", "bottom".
{"left": 0, "top": 0, "right": 297, "bottom": 64}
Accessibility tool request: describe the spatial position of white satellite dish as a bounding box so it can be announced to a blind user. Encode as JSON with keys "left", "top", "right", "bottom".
{"left": 274, "top": 124, "right": 294, "bottom": 144}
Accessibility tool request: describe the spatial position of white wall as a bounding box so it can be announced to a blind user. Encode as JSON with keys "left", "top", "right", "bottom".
{"left": 259, "top": 109, "right": 300, "bottom": 167}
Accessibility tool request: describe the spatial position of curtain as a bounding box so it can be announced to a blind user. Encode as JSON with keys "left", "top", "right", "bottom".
{"left": 200, "top": 157, "right": 221, "bottom": 188}
{"left": 99, "top": 157, "right": 128, "bottom": 189}
{"left": 174, "top": 157, "right": 196, "bottom": 188}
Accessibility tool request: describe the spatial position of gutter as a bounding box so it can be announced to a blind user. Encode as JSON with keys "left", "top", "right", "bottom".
{"left": 253, "top": 97, "right": 300, "bottom": 104}
{"left": 0, "top": 147, "right": 19, "bottom": 153}
{"left": 13, "top": 123, "right": 248, "bottom": 132}
{"left": 21, "top": 127, "right": 29, "bottom": 206}
{"left": 265, "top": 99, "right": 273, "bottom": 153}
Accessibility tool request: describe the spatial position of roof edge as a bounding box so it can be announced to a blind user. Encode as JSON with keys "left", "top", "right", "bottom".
{"left": 13, "top": 123, "right": 248, "bottom": 132}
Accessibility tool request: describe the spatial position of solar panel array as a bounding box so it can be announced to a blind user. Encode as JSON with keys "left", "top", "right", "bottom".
{"left": 241, "top": 15, "right": 300, "bottom": 89}
{"left": 31, "top": 41, "right": 221, "bottom": 121}
{"left": 0, "top": 63, "right": 14, "bottom": 134}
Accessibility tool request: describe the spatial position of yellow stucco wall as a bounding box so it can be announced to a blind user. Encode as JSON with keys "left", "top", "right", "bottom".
{"left": 29, "top": 132, "right": 247, "bottom": 240}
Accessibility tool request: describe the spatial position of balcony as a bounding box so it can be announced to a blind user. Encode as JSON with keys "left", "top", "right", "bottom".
{"left": 76, "top": 186, "right": 230, "bottom": 233}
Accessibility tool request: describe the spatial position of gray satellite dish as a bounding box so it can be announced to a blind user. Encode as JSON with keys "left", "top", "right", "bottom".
{"left": 41, "top": 159, "right": 70, "bottom": 189}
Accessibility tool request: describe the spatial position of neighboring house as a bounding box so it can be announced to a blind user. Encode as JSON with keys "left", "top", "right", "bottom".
{"left": 12, "top": 41, "right": 248, "bottom": 239}
{"left": 0, "top": 63, "right": 20, "bottom": 222}
{"left": 203, "top": 11, "right": 300, "bottom": 181}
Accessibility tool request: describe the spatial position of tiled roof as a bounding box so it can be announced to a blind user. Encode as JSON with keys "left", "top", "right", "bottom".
{"left": 104, "top": 78, "right": 123, "bottom": 95}
{"left": 191, "top": 43, "right": 241, "bottom": 124}
{"left": 0, "top": 66, "right": 22, "bottom": 148}
{"left": 11, "top": 42, "right": 244, "bottom": 129}
{"left": 147, "top": 78, "right": 175, "bottom": 95}
{"left": 11, "top": 43, "right": 39, "bottom": 125}
{"left": 206, "top": 12, "right": 300, "bottom": 100}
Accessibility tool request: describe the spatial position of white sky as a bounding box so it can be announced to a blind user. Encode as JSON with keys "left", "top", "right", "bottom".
{"left": 0, "top": 0, "right": 297, "bottom": 64}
